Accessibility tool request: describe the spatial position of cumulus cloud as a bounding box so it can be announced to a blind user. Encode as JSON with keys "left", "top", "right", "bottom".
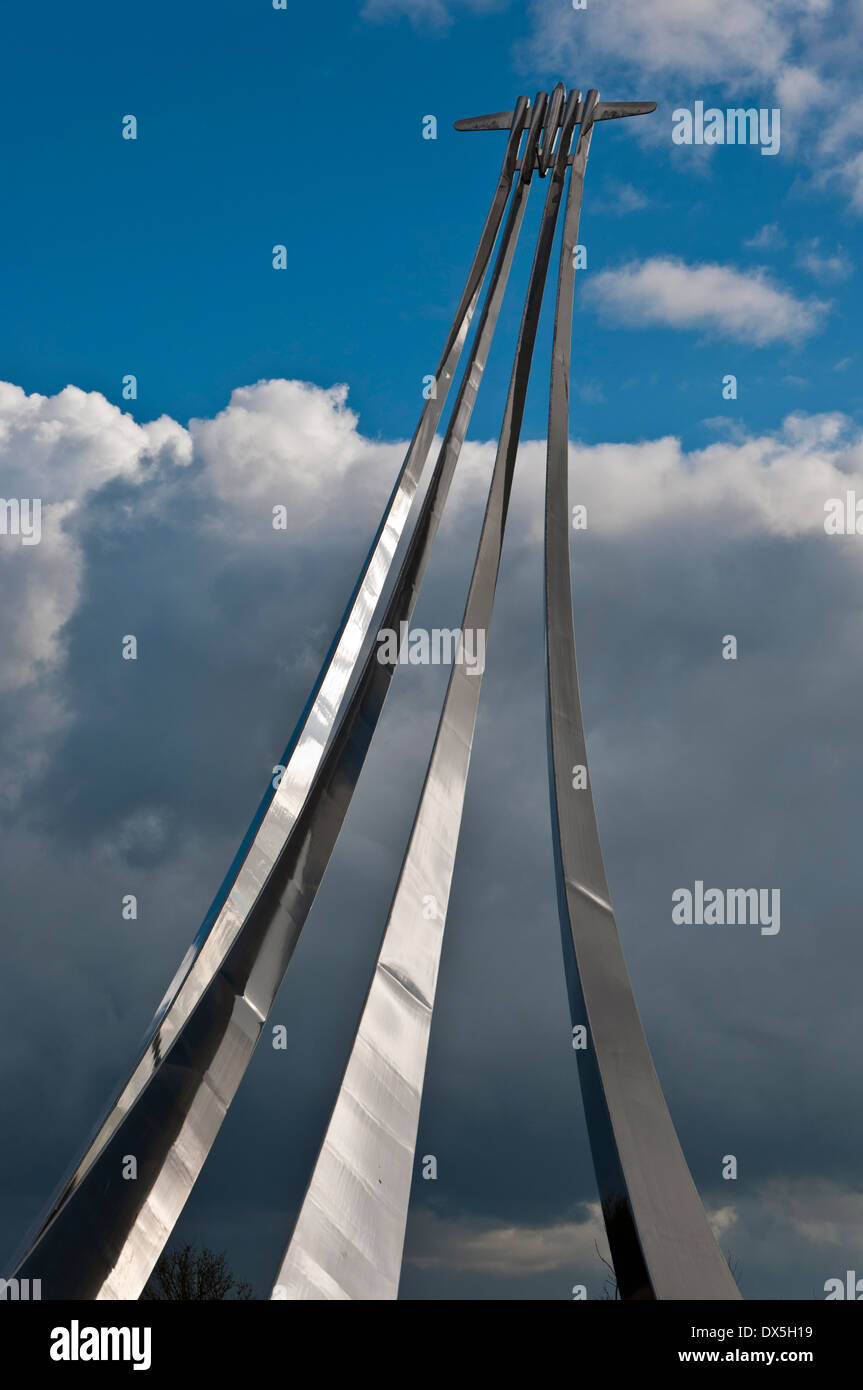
{"left": 582, "top": 257, "right": 829, "bottom": 344}
{"left": 6, "top": 376, "right": 863, "bottom": 1295}
{"left": 4, "top": 376, "right": 863, "bottom": 810}
{"left": 568, "top": 411, "right": 863, "bottom": 539}
{"left": 0, "top": 381, "right": 369, "bottom": 805}
{"left": 190, "top": 379, "right": 405, "bottom": 532}
{"left": 0, "top": 385, "right": 192, "bottom": 801}
{"left": 0, "top": 383, "right": 190, "bottom": 694}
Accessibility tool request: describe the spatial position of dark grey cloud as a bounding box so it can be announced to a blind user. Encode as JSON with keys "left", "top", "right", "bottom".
{"left": 2, "top": 380, "right": 863, "bottom": 1299}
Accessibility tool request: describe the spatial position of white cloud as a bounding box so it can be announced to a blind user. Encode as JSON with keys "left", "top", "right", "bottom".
{"left": 405, "top": 1201, "right": 739, "bottom": 1276}
{"left": 0, "top": 379, "right": 411, "bottom": 805}
{"left": 5, "top": 374, "right": 863, "bottom": 812}
{"left": 405, "top": 1206, "right": 606, "bottom": 1274}
{"left": 7, "top": 374, "right": 863, "bottom": 1292}
{"left": 591, "top": 181, "right": 650, "bottom": 215}
{"left": 521, "top": 0, "right": 863, "bottom": 211}
{"left": 745, "top": 223, "right": 787, "bottom": 251}
{"left": 527, "top": 0, "right": 836, "bottom": 90}
{"left": 564, "top": 411, "right": 863, "bottom": 540}
{"left": 0, "top": 384, "right": 190, "bottom": 696}
{"left": 835, "top": 148, "right": 863, "bottom": 211}
{"left": 774, "top": 62, "right": 832, "bottom": 119}
{"left": 761, "top": 1180, "right": 863, "bottom": 1247}
{"left": 358, "top": 1, "right": 863, "bottom": 209}
{"left": 583, "top": 257, "right": 829, "bottom": 344}
{"left": 817, "top": 93, "right": 863, "bottom": 159}
{"left": 190, "top": 379, "right": 404, "bottom": 530}
{"left": 0, "top": 381, "right": 190, "bottom": 502}
{"left": 796, "top": 239, "right": 854, "bottom": 282}
{"left": 0, "top": 386, "right": 191, "bottom": 804}
{"left": 709, "top": 1206, "right": 739, "bottom": 1239}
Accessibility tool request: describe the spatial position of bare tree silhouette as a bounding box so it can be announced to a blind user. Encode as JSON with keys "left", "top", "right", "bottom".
{"left": 141, "top": 1243, "right": 253, "bottom": 1301}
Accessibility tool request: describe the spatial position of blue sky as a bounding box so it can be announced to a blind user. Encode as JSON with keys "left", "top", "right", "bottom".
{"left": 2, "top": 0, "right": 863, "bottom": 1302}
{"left": 2, "top": 0, "right": 859, "bottom": 448}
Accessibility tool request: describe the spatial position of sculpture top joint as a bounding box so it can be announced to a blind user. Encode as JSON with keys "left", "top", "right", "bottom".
{"left": 454, "top": 83, "right": 657, "bottom": 170}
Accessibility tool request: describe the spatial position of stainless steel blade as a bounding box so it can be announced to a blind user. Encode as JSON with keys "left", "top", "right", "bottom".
{"left": 270, "top": 91, "right": 582, "bottom": 1303}
{"left": 8, "top": 99, "right": 531, "bottom": 1303}
{"left": 543, "top": 93, "right": 740, "bottom": 1302}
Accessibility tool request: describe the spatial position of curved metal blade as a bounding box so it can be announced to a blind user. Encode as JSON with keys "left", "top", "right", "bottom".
{"left": 270, "top": 91, "right": 581, "bottom": 1303}
{"left": 538, "top": 83, "right": 566, "bottom": 177}
{"left": 8, "top": 100, "right": 531, "bottom": 1302}
{"left": 543, "top": 95, "right": 741, "bottom": 1301}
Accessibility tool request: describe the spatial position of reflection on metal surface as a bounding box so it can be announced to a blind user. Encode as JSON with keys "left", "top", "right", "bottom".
{"left": 543, "top": 95, "right": 741, "bottom": 1301}
{"left": 8, "top": 79, "right": 741, "bottom": 1305}
{"left": 270, "top": 86, "right": 579, "bottom": 1302}
{"left": 7, "top": 106, "right": 527, "bottom": 1301}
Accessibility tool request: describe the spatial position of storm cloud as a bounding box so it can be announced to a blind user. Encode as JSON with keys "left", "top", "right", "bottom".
{"left": 1, "top": 377, "right": 862, "bottom": 1298}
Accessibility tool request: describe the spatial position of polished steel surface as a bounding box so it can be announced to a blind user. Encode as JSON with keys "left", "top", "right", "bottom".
{"left": 270, "top": 89, "right": 581, "bottom": 1302}
{"left": 543, "top": 93, "right": 741, "bottom": 1301}
{"left": 7, "top": 107, "right": 529, "bottom": 1301}
{"left": 537, "top": 83, "right": 566, "bottom": 177}
{"left": 9, "top": 78, "right": 744, "bottom": 1307}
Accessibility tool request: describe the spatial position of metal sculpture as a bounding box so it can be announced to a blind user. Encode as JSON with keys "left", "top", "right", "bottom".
{"left": 7, "top": 83, "right": 740, "bottom": 1302}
